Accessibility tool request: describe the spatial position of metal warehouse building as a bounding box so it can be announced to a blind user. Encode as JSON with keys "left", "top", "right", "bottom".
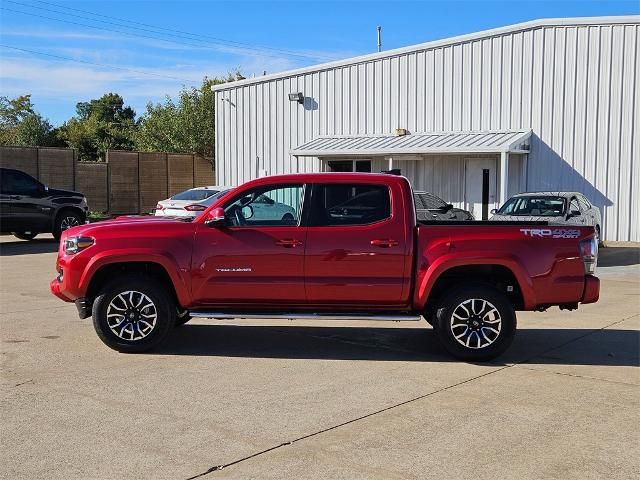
{"left": 213, "top": 16, "right": 639, "bottom": 242}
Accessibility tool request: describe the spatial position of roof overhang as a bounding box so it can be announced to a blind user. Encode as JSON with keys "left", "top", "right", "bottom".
{"left": 290, "top": 129, "right": 532, "bottom": 158}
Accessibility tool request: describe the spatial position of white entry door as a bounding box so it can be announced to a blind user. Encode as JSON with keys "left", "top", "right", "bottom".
{"left": 464, "top": 158, "right": 497, "bottom": 220}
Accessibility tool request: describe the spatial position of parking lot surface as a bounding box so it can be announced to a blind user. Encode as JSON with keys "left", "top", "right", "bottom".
{"left": 1, "top": 235, "right": 638, "bottom": 480}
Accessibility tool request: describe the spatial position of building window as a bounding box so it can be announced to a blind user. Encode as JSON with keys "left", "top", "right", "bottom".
{"left": 327, "top": 160, "right": 371, "bottom": 173}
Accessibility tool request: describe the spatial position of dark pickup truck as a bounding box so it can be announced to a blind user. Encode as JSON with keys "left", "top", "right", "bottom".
{"left": 51, "top": 173, "right": 599, "bottom": 361}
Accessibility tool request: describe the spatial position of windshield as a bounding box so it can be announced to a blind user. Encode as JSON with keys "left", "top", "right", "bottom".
{"left": 497, "top": 196, "right": 566, "bottom": 216}
{"left": 414, "top": 192, "right": 448, "bottom": 210}
{"left": 199, "top": 189, "right": 233, "bottom": 207}
{"left": 171, "top": 189, "right": 218, "bottom": 201}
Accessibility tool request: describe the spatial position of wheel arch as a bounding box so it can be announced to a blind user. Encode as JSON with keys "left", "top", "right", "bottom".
{"left": 83, "top": 257, "right": 189, "bottom": 308}
{"left": 52, "top": 205, "right": 86, "bottom": 230}
{"left": 417, "top": 261, "right": 533, "bottom": 313}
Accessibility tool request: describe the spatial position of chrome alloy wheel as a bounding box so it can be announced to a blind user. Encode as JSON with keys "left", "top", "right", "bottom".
{"left": 106, "top": 291, "right": 157, "bottom": 341}
{"left": 60, "top": 215, "right": 80, "bottom": 231}
{"left": 450, "top": 298, "right": 502, "bottom": 349}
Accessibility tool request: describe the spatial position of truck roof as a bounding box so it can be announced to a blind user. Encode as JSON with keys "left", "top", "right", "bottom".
{"left": 237, "top": 172, "right": 409, "bottom": 187}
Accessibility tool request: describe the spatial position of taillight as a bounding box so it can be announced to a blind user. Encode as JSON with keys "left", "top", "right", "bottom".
{"left": 579, "top": 236, "right": 598, "bottom": 274}
{"left": 184, "top": 204, "right": 207, "bottom": 211}
{"left": 155, "top": 203, "right": 164, "bottom": 211}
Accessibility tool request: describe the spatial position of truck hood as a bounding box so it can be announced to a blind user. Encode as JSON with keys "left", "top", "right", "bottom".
{"left": 46, "top": 187, "right": 84, "bottom": 198}
{"left": 62, "top": 215, "right": 189, "bottom": 238}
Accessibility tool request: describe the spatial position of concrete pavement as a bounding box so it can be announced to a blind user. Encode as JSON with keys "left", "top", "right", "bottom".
{"left": 0, "top": 235, "right": 638, "bottom": 479}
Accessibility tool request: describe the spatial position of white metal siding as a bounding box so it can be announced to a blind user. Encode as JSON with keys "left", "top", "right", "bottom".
{"left": 215, "top": 18, "right": 639, "bottom": 241}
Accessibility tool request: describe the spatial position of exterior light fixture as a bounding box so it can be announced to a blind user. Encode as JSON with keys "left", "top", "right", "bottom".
{"left": 288, "top": 92, "right": 304, "bottom": 104}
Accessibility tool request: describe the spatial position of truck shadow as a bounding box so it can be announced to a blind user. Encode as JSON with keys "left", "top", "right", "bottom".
{"left": 0, "top": 237, "right": 58, "bottom": 256}
{"left": 157, "top": 324, "right": 639, "bottom": 366}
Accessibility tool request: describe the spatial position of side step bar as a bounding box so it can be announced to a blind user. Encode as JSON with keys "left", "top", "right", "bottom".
{"left": 190, "top": 312, "right": 422, "bottom": 322}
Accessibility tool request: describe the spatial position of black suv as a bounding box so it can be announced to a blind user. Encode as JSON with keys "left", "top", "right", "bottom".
{"left": 0, "top": 167, "right": 88, "bottom": 241}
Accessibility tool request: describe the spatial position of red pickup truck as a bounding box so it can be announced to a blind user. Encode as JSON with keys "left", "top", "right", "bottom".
{"left": 50, "top": 173, "right": 599, "bottom": 361}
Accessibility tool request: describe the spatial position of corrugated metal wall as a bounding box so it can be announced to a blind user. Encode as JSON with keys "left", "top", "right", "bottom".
{"left": 215, "top": 18, "right": 639, "bottom": 241}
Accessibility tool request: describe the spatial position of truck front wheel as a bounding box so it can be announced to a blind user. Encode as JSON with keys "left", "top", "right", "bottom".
{"left": 92, "top": 274, "right": 175, "bottom": 353}
{"left": 435, "top": 285, "right": 516, "bottom": 361}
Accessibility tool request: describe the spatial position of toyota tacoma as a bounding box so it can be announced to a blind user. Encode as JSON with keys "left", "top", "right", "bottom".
{"left": 50, "top": 173, "right": 599, "bottom": 361}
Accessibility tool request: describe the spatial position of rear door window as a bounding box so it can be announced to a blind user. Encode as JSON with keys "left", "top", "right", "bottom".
{"left": 569, "top": 198, "right": 580, "bottom": 213}
{"left": 577, "top": 195, "right": 592, "bottom": 211}
{"left": 309, "top": 184, "right": 391, "bottom": 226}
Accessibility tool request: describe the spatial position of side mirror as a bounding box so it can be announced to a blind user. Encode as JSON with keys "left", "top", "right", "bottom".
{"left": 241, "top": 205, "right": 254, "bottom": 219}
{"left": 203, "top": 207, "right": 225, "bottom": 226}
{"left": 568, "top": 210, "right": 581, "bottom": 218}
{"left": 490, "top": 208, "right": 498, "bottom": 215}
{"left": 445, "top": 203, "right": 453, "bottom": 211}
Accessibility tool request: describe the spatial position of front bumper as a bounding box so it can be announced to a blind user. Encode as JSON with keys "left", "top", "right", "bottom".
{"left": 50, "top": 278, "right": 72, "bottom": 302}
{"left": 581, "top": 275, "right": 600, "bottom": 304}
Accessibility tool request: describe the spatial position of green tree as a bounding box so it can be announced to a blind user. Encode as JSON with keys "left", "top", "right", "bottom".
{"left": 58, "top": 93, "right": 137, "bottom": 161}
{"left": 1, "top": 95, "right": 34, "bottom": 145}
{"left": 135, "top": 73, "right": 244, "bottom": 164}
{"left": 0, "top": 95, "right": 61, "bottom": 147}
{"left": 14, "top": 113, "right": 63, "bottom": 147}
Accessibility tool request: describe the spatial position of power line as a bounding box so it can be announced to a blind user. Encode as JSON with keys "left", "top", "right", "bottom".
{"left": 0, "top": 44, "right": 200, "bottom": 84}
{"left": 5, "top": 0, "right": 335, "bottom": 61}
{"left": 31, "top": 0, "right": 335, "bottom": 61}
{"left": 1, "top": 6, "right": 257, "bottom": 57}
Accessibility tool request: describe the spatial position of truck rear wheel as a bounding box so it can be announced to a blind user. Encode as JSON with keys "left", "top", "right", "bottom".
{"left": 92, "top": 274, "right": 175, "bottom": 353}
{"left": 435, "top": 285, "right": 516, "bottom": 361}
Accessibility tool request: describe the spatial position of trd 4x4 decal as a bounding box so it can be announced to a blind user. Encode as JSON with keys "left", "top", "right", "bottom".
{"left": 520, "top": 228, "right": 581, "bottom": 239}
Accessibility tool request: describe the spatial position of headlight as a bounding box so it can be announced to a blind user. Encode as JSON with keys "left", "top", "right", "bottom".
{"left": 64, "top": 236, "right": 94, "bottom": 255}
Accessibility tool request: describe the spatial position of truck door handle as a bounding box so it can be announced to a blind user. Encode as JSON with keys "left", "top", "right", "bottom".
{"left": 275, "top": 238, "right": 303, "bottom": 248}
{"left": 370, "top": 239, "right": 398, "bottom": 248}
{"left": 8, "top": 195, "right": 20, "bottom": 200}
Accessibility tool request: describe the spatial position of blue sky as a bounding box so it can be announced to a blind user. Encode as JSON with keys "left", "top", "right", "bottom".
{"left": 1, "top": 0, "right": 638, "bottom": 125}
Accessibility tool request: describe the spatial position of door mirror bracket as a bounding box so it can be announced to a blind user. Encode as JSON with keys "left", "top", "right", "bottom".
{"left": 203, "top": 207, "right": 226, "bottom": 226}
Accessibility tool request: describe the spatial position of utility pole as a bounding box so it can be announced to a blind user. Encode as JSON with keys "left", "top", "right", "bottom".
{"left": 377, "top": 26, "right": 382, "bottom": 52}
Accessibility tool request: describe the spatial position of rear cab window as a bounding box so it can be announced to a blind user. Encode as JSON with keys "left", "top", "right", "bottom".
{"left": 309, "top": 184, "right": 391, "bottom": 226}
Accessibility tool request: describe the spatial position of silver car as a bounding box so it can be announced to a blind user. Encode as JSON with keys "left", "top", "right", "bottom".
{"left": 155, "top": 186, "right": 233, "bottom": 218}
{"left": 491, "top": 192, "right": 602, "bottom": 243}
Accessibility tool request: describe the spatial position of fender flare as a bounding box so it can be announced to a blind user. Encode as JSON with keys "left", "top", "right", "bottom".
{"left": 414, "top": 254, "right": 536, "bottom": 310}
{"left": 79, "top": 248, "right": 191, "bottom": 307}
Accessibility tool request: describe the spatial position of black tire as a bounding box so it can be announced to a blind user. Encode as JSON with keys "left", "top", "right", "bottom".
{"left": 13, "top": 231, "right": 38, "bottom": 241}
{"left": 92, "top": 274, "right": 175, "bottom": 353}
{"left": 174, "top": 308, "right": 192, "bottom": 327}
{"left": 435, "top": 285, "right": 516, "bottom": 362}
{"left": 281, "top": 213, "right": 295, "bottom": 224}
{"left": 53, "top": 210, "right": 83, "bottom": 241}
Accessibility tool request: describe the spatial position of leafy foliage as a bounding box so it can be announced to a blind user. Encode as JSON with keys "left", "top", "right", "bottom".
{"left": 135, "top": 73, "right": 244, "bottom": 164}
{"left": 2, "top": 73, "right": 244, "bottom": 161}
{"left": 14, "top": 114, "right": 63, "bottom": 147}
{"left": 58, "top": 93, "right": 137, "bottom": 161}
{"left": 0, "top": 95, "right": 61, "bottom": 147}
